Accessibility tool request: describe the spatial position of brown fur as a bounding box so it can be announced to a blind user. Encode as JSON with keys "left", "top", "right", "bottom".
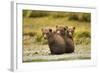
{"left": 42, "top": 28, "right": 66, "bottom": 54}
{"left": 56, "top": 25, "right": 75, "bottom": 53}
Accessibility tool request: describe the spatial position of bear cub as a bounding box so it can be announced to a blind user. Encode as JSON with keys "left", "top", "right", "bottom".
{"left": 41, "top": 26, "right": 75, "bottom": 54}
{"left": 56, "top": 25, "right": 75, "bottom": 53}
{"left": 41, "top": 28, "right": 66, "bottom": 54}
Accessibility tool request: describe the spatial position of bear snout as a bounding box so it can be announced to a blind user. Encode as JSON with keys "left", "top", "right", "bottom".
{"left": 68, "top": 32, "right": 72, "bottom": 36}
{"left": 56, "top": 30, "right": 60, "bottom": 34}
{"left": 43, "top": 34, "right": 47, "bottom": 39}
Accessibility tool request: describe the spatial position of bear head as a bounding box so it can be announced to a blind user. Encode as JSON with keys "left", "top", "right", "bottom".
{"left": 66, "top": 27, "right": 75, "bottom": 38}
{"left": 56, "top": 25, "right": 68, "bottom": 36}
{"left": 56, "top": 25, "right": 75, "bottom": 39}
{"left": 41, "top": 28, "right": 53, "bottom": 39}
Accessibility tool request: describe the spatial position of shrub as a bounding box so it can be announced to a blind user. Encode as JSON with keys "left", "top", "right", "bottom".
{"left": 23, "top": 10, "right": 27, "bottom": 17}
{"left": 74, "top": 31, "right": 91, "bottom": 45}
{"left": 75, "top": 37, "right": 90, "bottom": 45}
{"left": 68, "top": 13, "right": 91, "bottom": 22}
{"left": 28, "top": 32, "right": 36, "bottom": 37}
{"left": 35, "top": 34, "right": 48, "bottom": 44}
{"left": 29, "top": 11, "right": 49, "bottom": 18}
{"left": 82, "top": 13, "right": 91, "bottom": 22}
{"left": 75, "top": 31, "right": 90, "bottom": 38}
{"left": 35, "top": 34, "right": 42, "bottom": 43}
{"left": 23, "top": 32, "right": 36, "bottom": 37}
{"left": 68, "top": 13, "right": 79, "bottom": 21}
{"left": 51, "top": 12, "right": 68, "bottom": 18}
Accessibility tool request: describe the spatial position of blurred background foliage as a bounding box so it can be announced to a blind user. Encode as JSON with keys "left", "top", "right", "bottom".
{"left": 23, "top": 10, "right": 91, "bottom": 45}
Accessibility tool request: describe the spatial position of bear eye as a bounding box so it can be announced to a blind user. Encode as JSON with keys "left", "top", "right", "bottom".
{"left": 67, "top": 30, "right": 69, "bottom": 32}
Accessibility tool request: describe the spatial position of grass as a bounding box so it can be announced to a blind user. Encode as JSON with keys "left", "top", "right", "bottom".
{"left": 23, "top": 17, "right": 90, "bottom": 45}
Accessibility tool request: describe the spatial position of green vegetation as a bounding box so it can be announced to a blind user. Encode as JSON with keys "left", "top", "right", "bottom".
{"left": 23, "top": 10, "right": 91, "bottom": 62}
{"left": 68, "top": 12, "right": 91, "bottom": 22}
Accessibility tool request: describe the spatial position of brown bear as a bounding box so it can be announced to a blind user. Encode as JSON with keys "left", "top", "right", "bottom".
{"left": 66, "top": 27, "right": 75, "bottom": 40}
{"left": 41, "top": 27, "right": 66, "bottom": 54}
{"left": 56, "top": 25, "right": 75, "bottom": 53}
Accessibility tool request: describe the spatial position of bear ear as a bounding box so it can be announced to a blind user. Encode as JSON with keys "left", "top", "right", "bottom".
{"left": 64, "top": 27, "right": 66, "bottom": 30}
{"left": 73, "top": 27, "right": 75, "bottom": 30}
{"left": 64, "top": 26, "right": 68, "bottom": 30}
{"left": 49, "top": 28, "right": 52, "bottom": 32}
{"left": 65, "top": 26, "right": 68, "bottom": 29}
{"left": 56, "top": 25, "right": 58, "bottom": 28}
